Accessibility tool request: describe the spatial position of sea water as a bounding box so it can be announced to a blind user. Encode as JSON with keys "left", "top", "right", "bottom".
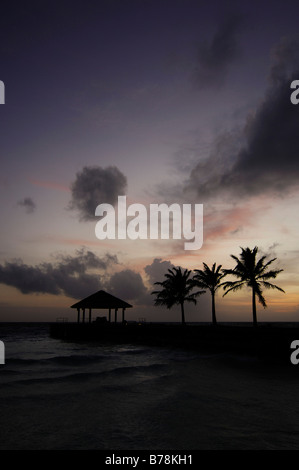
{"left": 1, "top": 322, "right": 299, "bottom": 450}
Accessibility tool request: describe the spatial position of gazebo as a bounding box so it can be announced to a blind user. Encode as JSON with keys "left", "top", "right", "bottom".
{"left": 70, "top": 290, "right": 133, "bottom": 324}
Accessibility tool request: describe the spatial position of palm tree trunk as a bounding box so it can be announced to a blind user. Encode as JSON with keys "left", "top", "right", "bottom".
{"left": 211, "top": 291, "right": 217, "bottom": 326}
{"left": 180, "top": 302, "right": 186, "bottom": 325}
{"left": 252, "top": 288, "right": 257, "bottom": 327}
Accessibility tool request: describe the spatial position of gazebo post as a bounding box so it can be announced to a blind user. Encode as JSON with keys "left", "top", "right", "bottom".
{"left": 114, "top": 308, "right": 118, "bottom": 323}
{"left": 89, "top": 308, "right": 92, "bottom": 323}
{"left": 77, "top": 308, "right": 80, "bottom": 323}
{"left": 122, "top": 308, "right": 125, "bottom": 323}
{"left": 109, "top": 308, "right": 111, "bottom": 323}
{"left": 82, "top": 308, "right": 85, "bottom": 323}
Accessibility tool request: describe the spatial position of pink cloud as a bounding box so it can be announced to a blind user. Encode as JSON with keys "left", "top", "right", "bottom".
{"left": 203, "top": 197, "right": 271, "bottom": 241}
{"left": 29, "top": 178, "right": 70, "bottom": 192}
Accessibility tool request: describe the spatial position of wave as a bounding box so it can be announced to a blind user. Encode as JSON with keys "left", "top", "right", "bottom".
{"left": 1, "top": 361, "right": 170, "bottom": 387}
{"left": 46, "top": 354, "right": 109, "bottom": 366}
{"left": 104, "top": 362, "right": 169, "bottom": 376}
{"left": 115, "top": 346, "right": 154, "bottom": 355}
{"left": 5, "top": 344, "right": 162, "bottom": 369}
{"left": 6, "top": 353, "right": 111, "bottom": 367}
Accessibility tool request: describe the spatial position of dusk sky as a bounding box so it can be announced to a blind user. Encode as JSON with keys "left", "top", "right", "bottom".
{"left": 1, "top": 0, "right": 299, "bottom": 322}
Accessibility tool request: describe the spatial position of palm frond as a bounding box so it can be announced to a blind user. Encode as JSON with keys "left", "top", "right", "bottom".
{"left": 222, "top": 280, "right": 246, "bottom": 296}
{"left": 255, "top": 284, "right": 267, "bottom": 308}
{"left": 257, "top": 269, "right": 284, "bottom": 280}
{"left": 260, "top": 281, "right": 285, "bottom": 292}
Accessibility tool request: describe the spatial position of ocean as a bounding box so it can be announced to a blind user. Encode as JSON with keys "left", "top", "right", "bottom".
{"left": 1, "top": 322, "right": 299, "bottom": 451}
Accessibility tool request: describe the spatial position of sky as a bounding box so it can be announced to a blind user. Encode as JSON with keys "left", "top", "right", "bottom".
{"left": 1, "top": 0, "right": 299, "bottom": 323}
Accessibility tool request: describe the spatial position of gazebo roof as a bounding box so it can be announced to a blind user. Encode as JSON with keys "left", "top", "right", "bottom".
{"left": 70, "top": 290, "right": 133, "bottom": 309}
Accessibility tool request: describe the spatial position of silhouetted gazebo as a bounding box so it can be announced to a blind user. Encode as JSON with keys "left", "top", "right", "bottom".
{"left": 71, "top": 290, "right": 133, "bottom": 324}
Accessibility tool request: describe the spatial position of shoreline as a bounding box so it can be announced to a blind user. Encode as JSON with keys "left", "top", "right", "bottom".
{"left": 49, "top": 322, "right": 299, "bottom": 364}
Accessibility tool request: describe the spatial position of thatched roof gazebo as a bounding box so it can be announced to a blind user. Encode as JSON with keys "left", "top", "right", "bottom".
{"left": 71, "top": 290, "right": 133, "bottom": 324}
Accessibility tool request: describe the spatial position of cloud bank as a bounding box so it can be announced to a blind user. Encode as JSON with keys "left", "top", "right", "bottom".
{"left": 0, "top": 251, "right": 180, "bottom": 310}
{"left": 0, "top": 248, "right": 118, "bottom": 299}
{"left": 186, "top": 37, "right": 299, "bottom": 200}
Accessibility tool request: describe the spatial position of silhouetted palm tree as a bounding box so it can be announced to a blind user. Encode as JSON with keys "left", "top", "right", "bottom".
{"left": 193, "top": 263, "right": 226, "bottom": 326}
{"left": 151, "top": 266, "right": 204, "bottom": 325}
{"left": 222, "top": 246, "right": 285, "bottom": 326}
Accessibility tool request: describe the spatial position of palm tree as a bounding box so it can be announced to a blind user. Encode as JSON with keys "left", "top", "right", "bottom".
{"left": 193, "top": 263, "right": 226, "bottom": 326}
{"left": 222, "top": 246, "right": 285, "bottom": 326}
{"left": 151, "top": 266, "right": 204, "bottom": 325}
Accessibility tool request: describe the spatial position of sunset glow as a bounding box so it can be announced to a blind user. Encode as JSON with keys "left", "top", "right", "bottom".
{"left": 0, "top": 1, "right": 298, "bottom": 324}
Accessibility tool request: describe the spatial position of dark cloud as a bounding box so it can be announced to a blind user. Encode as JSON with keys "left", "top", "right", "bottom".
{"left": 0, "top": 248, "right": 118, "bottom": 299}
{"left": 95, "top": 259, "right": 177, "bottom": 306}
{"left": 68, "top": 166, "right": 127, "bottom": 221}
{"left": 18, "top": 197, "right": 36, "bottom": 214}
{"left": 56, "top": 249, "right": 118, "bottom": 275}
{"left": 184, "top": 130, "right": 242, "bottom": 200}
{"left": 270, "top": 36, "right": 299, "bottom": 84}
{"left": 144, "top": 258, "right": 174, "bottom": 287}
{"left": 193, "top": 15, "right": 242, "bottom": 88}
{"left": 0, "top": 260, "right": 59, "bottom": 295}
{"left": 0, "top": 246, "right": 153, "bottom": 305}
{"left": 107, "top": 269, "right": 150, "bottom": 304}
{"left": 186, "top": 37, "right": 299, "bottom": 200}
